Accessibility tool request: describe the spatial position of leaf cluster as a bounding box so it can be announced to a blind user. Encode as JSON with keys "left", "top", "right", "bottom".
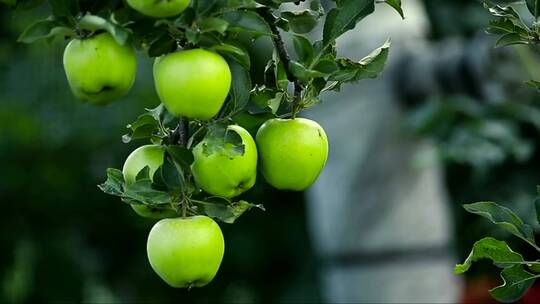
{"left": 456, "top": 187, "right": 540, "bottom": 302}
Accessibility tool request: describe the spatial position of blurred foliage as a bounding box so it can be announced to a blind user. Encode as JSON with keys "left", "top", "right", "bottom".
{"left": 415, "top": 0, "right": 540, "bottom": 284}
{"left": 0, "top": 7, "right": 319, "bottom": 303}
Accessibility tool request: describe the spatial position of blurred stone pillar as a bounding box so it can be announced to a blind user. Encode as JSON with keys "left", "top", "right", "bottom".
{"left": 305, "top": 1, "right": 463, "bottom": 302}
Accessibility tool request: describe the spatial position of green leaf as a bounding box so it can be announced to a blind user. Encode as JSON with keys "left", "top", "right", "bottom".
{"left": 148, "top": 33, "right": 176, "bottom": 58}
{"left": 200, "top": 124, "right": 245, "bottom": 158}
{"left": 232, "top": 111, "right": 275, "bottom": 135}
{"left": 289, "top": 60, "right": 325, "bottom": 83}
{"left": 490, "top": 265, "right": 536, "bottom": 303}
{"left": 122, "top": 108, "right": 161, "bottom": 144}
{"left": 123, "top": 179, "right": 174, "bottom": 206}
{"left": 526, "top": 80, "right": 540, "bottom": 92}
{"left": 222, "top": 10, "right": 272, "bottom": 38}
{"left": 383, "top": 0, "right": 404, "bottom": 19}
{"left": 329, "top": 39, "right": 391, "bottom": 86}
{"left": 79, "top": 14, "right": 129, "bottom": 45}
{"left": 322, "top": 0, "right": 375, "bottom": 47}
{"left": 194, "top": 199, "right": 264, "bottom": 224}
{"left": 281, "top": 10, "right": 318, "bottom": 34}
{"left": 198, "top": 17, "right": 229, "bottom": 34}
{"left": 526, "top": 0, "right": 540, "bottom": 19}
{"left": 18, "top": 19, "right": 74, "bottom": 43}
{"left": 267, "top": 91, "right": 284, "bottom": 114}
{"left": 495, "top": 33, "right": 529, "bottom": 48}
{"left": 463, "top": 202, "right": 537, "bottom": 248}
{"left": 212, "top": 43, "right": 250, "bottom": 69}
{"left": 292, "top": 34, "right": 314, "bottom": 65}
{"left": 166, "top": 146, "right": 194, "bottom": 172}
{"left": 455, "top": 237, "right": 524, "bottom": 274}
{"left": 98, "top": 168, "right": 124, "bottom": 197}
{"left": 228, "top": 60, "right": 252, "bottom": 113}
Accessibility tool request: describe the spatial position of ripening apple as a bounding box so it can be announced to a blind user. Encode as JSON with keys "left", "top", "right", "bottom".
{"left": 147, "top": 216, "right": 225, "bottom": 288}
{"left": 63, "top": 32, "right": 137, "bottom": 105}
{"left": 256, "top": 118, "right": 328, "bottom": 191}
{"left": 153, "top": 49, "right": 231, "bottom": 120}
{"left": 122, "top": 145, "right": 177, "bottom": 219}
{"left": 191, "top": 125, "right": 257, "bottom": 198}
{"left": 126, "top": 0, "right": 190, "bottom": 18}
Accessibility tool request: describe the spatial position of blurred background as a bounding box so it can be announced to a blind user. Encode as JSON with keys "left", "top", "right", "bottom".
{"left": 2, "top": 0, "right": 540, "bottom": 303}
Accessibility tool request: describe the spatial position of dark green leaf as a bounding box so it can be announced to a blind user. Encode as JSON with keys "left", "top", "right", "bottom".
{"left": 281, "top": 10, "right": 318, "bottom": 34}
{"left": 232, "top": 111, "right": 275, "bottom": 135}
{"left": 18, "top": 19, "right": 74, "bottom": 43}
{"left": 289, "top": 60, "right": 325, "bottom": 83}
{"left": 322, "top": 0, "right": 375, "bottom": 47}
{"left": 463, "top": 202, "right": 537, "bottom": 248}
{"left": 495, "top": 33, "right": 529, "bottom": 48}
{"left": 490, "top": 265, "right": 536, "bottom": 303}
{"left": 194, "top": 199, "right": 264, "bottom": 224}
{"left": 228, "top": 60, "right": 252, "bottom": 113}
{"left": 148, "top": 33, "right": 176, "bottom": 58}
{"left": 199, "top": 17, "right": 229, "bottom": 34}
{"left": 267, "top": 91, "right": 284, "bottom": 114}
{"left": 329, "top": 39, "right": 390, "bottom": 86}
{"left": 212, "top": 43, "right": 251, "bottom": 69}
{"left": 122, "top": 107, "right": 161, "bottom": 143}
{"left": 455, "top": 237, "right": 524, "bottom": 274}
{"left": 383, "top": 0, "right": 404, "bottom": 19}
{"left": 79, "top": 14, "right": 129, "bottom": 45}
{"left": 123, "top": 179, "right": 174, "bottom": 206}
{"left": 222, "top": 10, "right": 272, "bottom": 38}
{"left": 166, "top": 146, "right": 194, "bottom": 172}
{"left": 526, "top": 0, "right": 540, "bottom": 19}
{"left": 200, "top": 124, "right": 245, "bottom": 158}
{"left": 98, "top": 168, "right": 124, "bottom": 196}
{"left": 526, "top": 80, "right": 540, "bottom": 92}
{"left": 292, "top": 34, "right": 314, "bottom": 65}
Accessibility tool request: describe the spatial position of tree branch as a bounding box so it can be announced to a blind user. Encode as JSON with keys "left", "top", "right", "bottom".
{"left": 171, "top": 117, "right": 189, "bottom": 147}
{"left": 259, "top": 8, "right": 304, "bottom": 117}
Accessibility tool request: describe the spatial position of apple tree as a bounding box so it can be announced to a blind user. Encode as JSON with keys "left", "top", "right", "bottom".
{"left": 10, "top": 0, "right": 404, "bottom": 288}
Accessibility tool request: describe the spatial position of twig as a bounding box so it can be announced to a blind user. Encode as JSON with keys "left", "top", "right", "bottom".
{"left": 259, "top": 8, "right": 304, "bottom": 118}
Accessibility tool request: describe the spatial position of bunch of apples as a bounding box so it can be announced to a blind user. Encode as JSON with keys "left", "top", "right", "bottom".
{"left": 63, "top": 0, "right": 328, "bottom": 288}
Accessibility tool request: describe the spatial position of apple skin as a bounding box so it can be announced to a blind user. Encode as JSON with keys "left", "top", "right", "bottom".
{"left": 147, "top": 216, "right": 225, "bottom": 288}
{"left": 191, "top": 125, "right": 257, "bottom": 198}
{"left": 126, "top": 0, "right": 190, "bottom": 18}
{"left": 256, "top": 118, "right": 328, "bottom": 191}
{"left": 122, "top": 145, "right": 177, "bottom": 219}
{"left": 63, "top": 32, "right": 137, "bottom": 105}
{"left": 153, "top": 49, "right": 231, "bottom": 120}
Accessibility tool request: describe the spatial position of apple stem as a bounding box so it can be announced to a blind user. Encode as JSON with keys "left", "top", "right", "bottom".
{"left": 259, "top": 8, "right": 304, "bottom": 119}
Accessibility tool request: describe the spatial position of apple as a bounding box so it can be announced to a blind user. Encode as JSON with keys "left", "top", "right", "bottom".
{"left": 63, "top": 32, "right": 137, "bottom": 105}
{"left": 126, "top": 0, "right": 190, "bottom": 18}
{"left": 191, "top": 125, "right": 257, "bottom": 198}
{"left": 122, "top": 145, "right": 177, "bottom": 218}
{"left": 147, "top": 216, "right": 225, "bottom": 288}
{"left": 153, "top": 49, "right": 231, "bottom": 120}
{"left": 256, "top": 118, "right": 328, "bottom": 191}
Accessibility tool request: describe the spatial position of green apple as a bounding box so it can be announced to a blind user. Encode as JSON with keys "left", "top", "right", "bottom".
{"left": 147, "top": 216, "right": 225, "bottom": 288}
{"left": 192, "top": 125, "right": 257, "bottom": 198}
{"left": 63, "top": 32, "right": 137, "bottom": 105}
{"left": 153, "top": 49, "right": 231, "bottom": 120}
{"left": 126, "top": 0, "right": 190, "bottom": 18}
{"left": 256, "top": 118, "right": 328, "bottom": 191}
{"left": 122, "top": 145, "right": 177, "bottom": 218}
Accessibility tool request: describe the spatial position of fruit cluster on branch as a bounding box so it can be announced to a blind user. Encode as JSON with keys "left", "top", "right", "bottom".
{"left": 12, "top": 0, "right": 403, "bottom": 289}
